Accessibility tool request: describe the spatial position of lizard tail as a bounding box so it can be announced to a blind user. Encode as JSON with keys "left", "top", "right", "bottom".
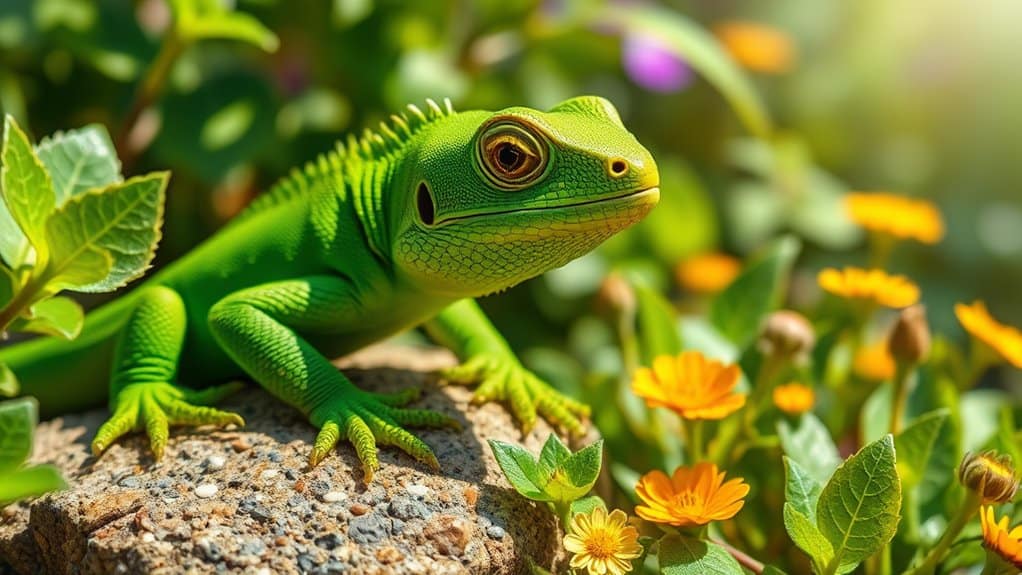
{"left": 0, "top": 293, "right": 139, "bottom": 417}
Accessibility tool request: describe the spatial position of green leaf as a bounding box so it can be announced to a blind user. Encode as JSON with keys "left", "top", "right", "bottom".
{"left": 761, "top": 566, "right": 789, "bottom": 575}
{"left": 0, "top": 364, "right": 17, "bottom": 397}
{"left": 43, "top": 172, "right": 167, "bottom": 293}
{"left": 817, "top": 435, "right": 901, "bottom": 570}
{"left": 784, "top": 456, "right": 823, "bottom": 522}
{"left": 604, "top": 7, "right": 771, "bottom": 139}
{"left": 560, "top": 439, "right": 603, "bottom": 492}
{"left": 709, "top": 236, "right": 800, "bottom": 348}
{"left": 487, "top": 439, "right": 549, "bottom": 501}
{"left": 634, "top": 284, "right": 682, "bottom": 367}
{"left": 783, "top": 503, "right": 833, "bottom": 571}
{"left": 13, "top": 296, "right": 84, "bottom": 339}
{"left": 1, "top": 115, "right": 55, "bottom": 268}
{"left": 0, "top": 464, "right": 66, "bottom": 505}
{"left": 35, "top": 124, "right": 122, "bottom": 205}
{"left": 894, "top": 409, "right": 949, "bottom": 487}
{"left": 569, "top": 495, "right": 607, "bottom": 517}
{"left": 171, "top": 0, "right": 279, "bottom": 52}
{"left": 0, "top": 263, "right": 14, "bottom": 309}
{"left": 658, "top": 534, "right": 744, "bottom": 575}
{"left": 778, "top": 413, "right": 841, "bottom": 484}
{"left": 538, "top": 433, "right": 572, "bottom": 480}
{"left": 0, "top": 397, "right": 36, "bottom": 471}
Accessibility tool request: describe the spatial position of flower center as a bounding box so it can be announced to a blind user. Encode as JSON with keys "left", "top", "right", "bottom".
{"left": 584, "top": 529, "right": 618, "bottom": 558}
{"left": 671, "top": 489, "right": 704, "bottom": 514}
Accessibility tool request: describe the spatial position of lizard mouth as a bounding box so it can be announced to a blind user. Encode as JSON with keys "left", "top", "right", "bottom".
{"left": 434, "top": 187, "right": 660, "bottom": 226}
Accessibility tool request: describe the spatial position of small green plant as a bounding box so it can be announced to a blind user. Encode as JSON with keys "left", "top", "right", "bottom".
{"left": 0, "top": 398, "right": 65, "bottom": 505}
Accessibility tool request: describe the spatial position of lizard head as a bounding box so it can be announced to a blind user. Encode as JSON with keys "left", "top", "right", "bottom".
{"left": 390, "top": 96, "right": 659, "bottom": 297}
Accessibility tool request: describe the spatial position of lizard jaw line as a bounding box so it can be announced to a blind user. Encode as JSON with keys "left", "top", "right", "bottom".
{"left": 432, "top": 186, "right": 660, "bottom": 226}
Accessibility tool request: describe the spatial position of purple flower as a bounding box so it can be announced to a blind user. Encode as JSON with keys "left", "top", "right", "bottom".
{"left": 622, "top": 33, "right": 692, "bottom": 93}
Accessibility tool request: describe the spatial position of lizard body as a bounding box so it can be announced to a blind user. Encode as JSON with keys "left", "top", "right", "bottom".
{"left": 0, "top": 96, "right": 659, "bottom": 480}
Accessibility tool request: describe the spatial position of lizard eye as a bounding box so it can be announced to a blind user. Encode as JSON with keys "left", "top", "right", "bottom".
{"left": 477, "top": 120, "right": 548, "bottom": 190}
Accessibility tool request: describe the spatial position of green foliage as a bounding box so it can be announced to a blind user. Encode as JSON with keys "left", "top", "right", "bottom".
{"left": 778, "top": 413, "right": 841, "bottom": 485}
{"left": 0, "top": 398, "right": 65, "bottom": 505}
{"left": 169, "top": 0, "right": 279, "bottom": 52}
{"left": 634, "top": 284, "right": 682, "bottom": 366}
{"left": 658, "top": 534, "right": 744, "bottom": 575}
{"left": 488, "top": 434, "right": 603, "bottom": 504}
{"left": 894, "top": 409, "right": 949, "bottom": 488}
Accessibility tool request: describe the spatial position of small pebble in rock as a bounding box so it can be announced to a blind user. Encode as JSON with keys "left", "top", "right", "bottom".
{"left": 321, "top": 491, "right": 347, "bottom": 503}
{"left": 195, "top": 483, "right": 219, "bottom": 498}
{"left": 205, "top": 455, "right": 226, "bottom": 470}
{"left": 260, "top": 469, "right": 280, "bottom": 481}
{"left": 486, "top": 525, "right": 506, "bottom": 540}
{"left": 268, "top": 451, "right": 284, "bottom": 463}
{"left": 118, "top": 476, "right": 141, "bottom": 489}
{"left": 141, "top": 532, "right": 156, "bottom": 543}
{"left": 349, "top": 503, "right": 370, "bottom": 516}
{"left": 314, "top": 533, "right": 343, "bottom": 550}
{"left": 406, "top": 483, "right": 430, "bottom": 498}
{"left": 231, "top": 439, "right": 252, "bottom": 452}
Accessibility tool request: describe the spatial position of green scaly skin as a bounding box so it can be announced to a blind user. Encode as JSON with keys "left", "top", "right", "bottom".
{"left": 0, "top": 96, "right": 659, "bottom": 481}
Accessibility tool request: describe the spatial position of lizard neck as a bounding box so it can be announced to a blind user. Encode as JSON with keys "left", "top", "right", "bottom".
{"left": 343, "top": 155, "right": 396, "bottom": 263}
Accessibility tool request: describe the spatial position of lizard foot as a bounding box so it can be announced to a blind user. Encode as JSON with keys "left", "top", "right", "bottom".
{"left": 92, "top": 381, "right": 245, "bottom": 459}
{"left": 307, "top": 388, "right": 460, "bottom": 482}
{"left": 439, "top": 353, "right": 591, "bottom": 437}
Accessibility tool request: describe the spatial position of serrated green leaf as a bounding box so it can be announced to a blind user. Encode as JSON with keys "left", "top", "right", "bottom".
{"left": 0, "top": 464, "right": 66, "bottom": 505}
{"left": 541, "top": 468, "right": 592, "bottom": 503}
{"left": 0, "top": 364, "right": 17, "bottom": 397}
{"left": 894, "top": 409, "right": 949, "bottom": 487}
{"left": 778, "top": 413, "right": 841, "bottom": 484}
{"left": 487, "top": 439, "right": 549, "bottom": 501}
{"left": 635, "top": 284, "right": 682, "bottom": 367}
{"left": 709, "top": 236, "right": 800, "bottom": 348}
{"left": 783, "top": 503, "right": 833, "bottom": 570}
{"left": 561, "top": 439, "right": 603, "bottom": 491}
{"left": 172, "top": 0, "right": 279, "bottom": 52}
{"left": 35, "top": 124, "right": 121, "bottom": 205}
{"left": 658, "top": 534, "right": 744, "bottom": 575}
{"left": 1, "top": 115, "right": 55, "bottom": 268}
{"left": 43, "top": 172, "right": 167, "bottom": 293}
{"left": 569, "top": 495, "right": 606, "bottom": 518}
{"left": 13, "top": 296, "right": 83, "bottom": 339}
{"left": 538, "top": 433, "right": 572, "bottom": 480}
{"left": 817, "top": 435, "right": 901, "bottom": 570}
{"left": 784, "top": 456, "right": 823, "bottom": 522}
{"left": 0, "top": 397, "right": 36, "bottom": 471}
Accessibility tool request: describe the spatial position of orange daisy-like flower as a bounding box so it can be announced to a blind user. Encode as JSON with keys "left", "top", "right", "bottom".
{"left": 853, "top": 340, "right": 896, "bottom": 381}
{"left": 818, "top": 267, "right": 920, "bottom": 308}
{"left": 845, "top": 193, "right": 944, "bottom": 244}
{"left": 981, "top": 506, "right": 1022, "bottom": 569}
{"left": 631, "top": 352, "right": 746, "bottom": 420}
{"left": 635, "top": 462, "right": 749, "bottom": 527}
{"left": 714, "top": 21, "right": 795, "bottom": 74}
{"left": 955, "top": 301, "right": 1022, "bottom": 369}
{"left": 675, "top": 252, "right": 742, "bottom": 295}
{"left": 772, "top": 382, "right": 815, "bottom": 415}
{"left": 563, "top": 507, "right": 641, "bottom": 575}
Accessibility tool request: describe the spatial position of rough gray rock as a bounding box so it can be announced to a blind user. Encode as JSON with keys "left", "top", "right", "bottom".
{"left": 0, "top": 345, "right": 579, "bottom": 575}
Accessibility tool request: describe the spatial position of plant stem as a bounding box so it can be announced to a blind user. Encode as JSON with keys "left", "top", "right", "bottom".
{"left": 0, "top": 274, "right": 45, "bottom": 334}
{"left": 889, "top": 361, "right": 913, "bottom": 435}
{"left": 711, "top": 537, "right": 764, "bottom": 574}
{"left": 907, "top": 491, "right": 981, "bottom": 575}
{"left": 687, "top": 419, "right": 704, "bottom": 462}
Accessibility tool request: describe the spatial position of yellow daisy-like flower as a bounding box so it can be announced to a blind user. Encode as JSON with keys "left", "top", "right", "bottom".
{"left": 845, "top": 193, "right": 944, "bottom": 244}
{"left": 631, "top": 352, "right": 746, "bottom": 420}
{"left": 634, "top": 462, "right": 749, "bottom": 527}
{"left": 563, "top": 507, "right": 642, "bottom": 575}
{"left": 853, "top": 340, "right": 897, "bottom": 381}
{"left": 981, "top": 506, "right": 1022, "bottom": 569}
{"left": 675, "top": 253, "right": 742, "bottom": 294}
{"left": 772, "top": 382, "right": 815, "bottom": 415}
{"left": 818, "top": 267, "right": 920, "bottom": 308}
{"left": 714, "top": 21, "right": 795, "bottom": 74}
{"left": 955, "top": 301, "right": 1022, "bottom": 369}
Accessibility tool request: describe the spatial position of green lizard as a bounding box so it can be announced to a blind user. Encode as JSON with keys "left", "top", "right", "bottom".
{"left": 0, "top": 96, "right": 659, "bottom": 481}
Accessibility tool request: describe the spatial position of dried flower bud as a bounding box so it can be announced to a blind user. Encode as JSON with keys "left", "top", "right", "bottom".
{"left": 595, "top": 273, "right": 636, "bottom": 317}
{"left": 757, "top": 310, "right": 815, "bottom": 361}
{"left": 888, "top": 304, "right": 931, "bottom": 364}
{"left": 959, "top": 451, "right": 1019, "bottom": 504}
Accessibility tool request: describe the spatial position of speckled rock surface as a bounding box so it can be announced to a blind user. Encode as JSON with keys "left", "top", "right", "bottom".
{"left": 0, "top": 345, "right": 579, "bottom": 575}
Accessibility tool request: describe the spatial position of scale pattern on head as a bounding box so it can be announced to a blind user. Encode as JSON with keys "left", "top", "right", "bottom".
{"left": 391, "top": 96, "right": 660, "bottom": 297}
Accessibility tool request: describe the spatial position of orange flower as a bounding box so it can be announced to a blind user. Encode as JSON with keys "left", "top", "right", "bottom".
{"left": 563, "top": 507, "right": 641, "bottom": 575}
{"left": 635, "top": 462, "right": 749, "bottom": 527}
{"left": 714, "top": 21, "right": 795, "bottom": 74}
{"left": 845, "top": 193, "right": 944, "bottom": 244}
{"left": 772, "top": 383, "right": 814, "bottom": 415}
{"left": 853, "top": 340, "right": 896, "bottom": 381}
{"left": 631, "top": 352, "right": 746, "bottom": 420}
{"left": 818, "top": 267, "right": 920, "bottom": 308}
{"left": 981, "top": 506, "right": 1022, "bottom": 569}
{"left": 955, "top": 301, "right": 1022, "bottom": 369}
{"left": 675, "top": 253, "right": 741, "bottom": 294}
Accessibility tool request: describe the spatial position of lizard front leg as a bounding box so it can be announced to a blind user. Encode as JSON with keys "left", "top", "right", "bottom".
{"left": 425, "top": 299, "right": 590, "bottom": 436}
{"left": 92, "top": 286, "right": 244, "bottom": 459}
{"left": 207, "top": 276, "right": 457, "bottom": 481}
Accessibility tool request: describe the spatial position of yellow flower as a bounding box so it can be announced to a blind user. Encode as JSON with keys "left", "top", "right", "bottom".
{"left": 563, "top": 507, "right": 642, "bottom": 575}
{"left": 772, "top": 383, "right": 814, "bottom": 415}
{"left": 675, "top": 252, "right": 741, "bottom": 294}
{"left": 818, "top": 267, "right": 920, "bottom": 308}
{"left": 631, "top": 352, "right": 746, "bottom": 420}
{"left": 955, "top": 301, "right": 1022, "bottom": 369}
{"left": 981, "top": 506, "right": 1022, "bottom": 569}
{"left": 845, "top": 193, "right": 944, "bottom": 244}
{"left": 635, "top": 462, "right": 749, "bottom": 527}
{"left": 853, "top": 340, "right": 896, "bottom": 381}
{"left": 714, "top": 21, "right": 795, "bottom": 74}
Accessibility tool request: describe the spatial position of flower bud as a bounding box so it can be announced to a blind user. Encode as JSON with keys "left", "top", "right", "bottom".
{"left": 959, "top": 451, "right": 1019, "bottom": 504}
{"left": 595, "top": 273, "right": 636, "bottom": 317}
{"left": 757, "top": 310, "right": 815, "bottom": 362}
{"left": 888, "top": 304, "right": 931, "bottom": 364}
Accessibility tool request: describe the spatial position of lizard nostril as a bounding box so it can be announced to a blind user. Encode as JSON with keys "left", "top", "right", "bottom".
{"left": 608, "top": 159, "right": 629, "bottom": 178}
